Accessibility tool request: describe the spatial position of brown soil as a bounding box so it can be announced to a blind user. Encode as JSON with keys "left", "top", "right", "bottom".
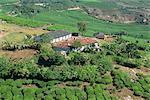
{"left": 57, "top": 81, "right": 90, "bottom": 90}
{"left": 113, "top": 88, "right": 144, "bottom": 100}
{"left": 0, "top": 31, "right": 7, "bottom": 38}
{"left": 0, "top": 49, "right": 37, "bottom": 59}
{"left": 22, "top": 84, "right": 37, "bottom": 88}
{"left": 79, "top": 82, "right": 90, "bottom": 90}
{"left": 57, "top": 82, "right": 66, "bottom": 88}
{"left": 114, "top": 63, "right": 150, "bottom": 78}
{"left": 0, "top": 22, "right": 48, "bottom": 35}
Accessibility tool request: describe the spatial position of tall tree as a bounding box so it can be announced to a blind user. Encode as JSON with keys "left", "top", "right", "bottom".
{"left": 77, "top": 22, "right": 87, "bottom": 35}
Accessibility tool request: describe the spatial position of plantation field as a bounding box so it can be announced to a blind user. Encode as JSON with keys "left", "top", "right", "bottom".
{"left": 32, "top": 10, "right": 150, "bottom": 38}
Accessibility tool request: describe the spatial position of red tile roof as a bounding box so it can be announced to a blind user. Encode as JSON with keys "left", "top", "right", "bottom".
{"left": 80, "top": 38, "right": 97, "bottom": 45}
{"left": 53, "top": 37, "right": 97, "bottom": 48}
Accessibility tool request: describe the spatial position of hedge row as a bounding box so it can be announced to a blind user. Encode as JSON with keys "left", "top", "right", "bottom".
{"left": 111, "top": 69, "right": 150, "bottom": 99}
{"left": 131, "top": 76, "right": 150, "bottom": 99}
{"left": 0, "top": 79, "right": 117, "bottom": 100}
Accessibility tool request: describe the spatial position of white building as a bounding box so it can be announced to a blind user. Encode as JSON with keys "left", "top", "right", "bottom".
{"left": 34, "top": 30, "right": 72, "bottom": 43}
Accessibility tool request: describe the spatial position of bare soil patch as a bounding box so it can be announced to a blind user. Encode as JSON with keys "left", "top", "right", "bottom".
{"left": 0, "top": 49, "right": 37, "bottom": 59}
{"left": 113, "top": 88, "right": 144, "bottom": 100}
{"left": 114, "top": 63, "right": 150, "bottom": 78}
{"left": 22, "top": 84, "right": 37, "bottom": 88}
{"left": 0, "top": 22, "right": 48, "bottom": 35}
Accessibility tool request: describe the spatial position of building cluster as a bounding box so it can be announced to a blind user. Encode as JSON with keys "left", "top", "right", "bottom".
{"left": 35, "top": 30, "right": 106, "bottom": 53}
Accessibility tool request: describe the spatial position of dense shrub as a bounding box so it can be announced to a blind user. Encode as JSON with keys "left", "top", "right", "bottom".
{"left": 76, "top": 65, "right": 99, "bottom": 83}
{"left": 144, "top": 60, "right": 150, "bottom": 68}
{"left": 114, "top": 56, "right": 142, "bottom": 68}
{"left": 96, "top": 74, "right": 113, "bottom": 84}
{"left": 38, "top": 52, "right": 65, "bottom": 66}
{"left": 0, "top": 57, "right": 12, "bottom": 78}
{"left": 68, "top": 52, "right": 88, "bottom": 65}
{"left": 111, "top": 69, "right": 132, "bottom": 89}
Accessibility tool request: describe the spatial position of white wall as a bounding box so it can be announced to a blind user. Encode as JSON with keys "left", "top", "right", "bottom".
{"left": 50, "top": 34, "right": 72, "bottom": 43}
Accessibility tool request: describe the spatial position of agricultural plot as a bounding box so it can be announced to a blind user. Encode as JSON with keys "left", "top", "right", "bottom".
{"left": 0, "top": 0, "right": 149, "bottom": 100}
{"left": 0, "top": 79, "right": 116, "bottom": 100}
{"left": 32, "top": 10, "right": 150, "bottom": 38}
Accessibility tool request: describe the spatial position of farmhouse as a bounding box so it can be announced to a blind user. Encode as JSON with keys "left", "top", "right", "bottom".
{"left": 94, "top": 32, "right": 105, "bottom": 39}
{"left": 34, "top": 30, "right": 72, "bottom": 43}
{"left": 35, "top": 30, "right": 99, "bottom": 53}
{"left": 53, "top": 36, "right": 99, "bottom": 52}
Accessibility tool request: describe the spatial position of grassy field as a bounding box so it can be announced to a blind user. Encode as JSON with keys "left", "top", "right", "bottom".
{"left": 0, "top": 14, "right": 49, "bottom": 27}
{"left": 78, "top": 0, "right": 121, "bottom": 10}
{"left": 0, "top": 0, "right": 17, "bottom": 4}
{"left": 122, "top": 36, "right": 149, "bottom": 46}
{"left": 31, "top": 10, "right": 150, "bottom": 38}
{"left": 78, "top": 0, "right": 150, "bottom": 9}
{"left": 0, "top": 0, "right": 149, "bottom": 39}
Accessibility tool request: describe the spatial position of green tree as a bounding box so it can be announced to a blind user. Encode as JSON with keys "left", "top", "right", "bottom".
{"left": 38, "top": 52, "right": 65, "bottom": 66}
{"left": 71, "top": 39, "right": 81, "bottom": 48}
{"left": 77, "top": 22, "right": 87, "bottom": 35}
{"left": 68, "top": 52, "right": 87, "bottom": 65}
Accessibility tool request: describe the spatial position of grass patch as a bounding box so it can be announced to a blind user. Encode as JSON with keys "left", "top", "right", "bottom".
{"left": 0, "top": 14, "right": 48, "bottom": 27}
{"left": 2, "top": 33, "right": 26, "bottom": 43}
{"left": 32, "top": 10, "right": 150, "bottom": 38}
{"left": 0, "top": 0, "right": 17, "bottom": 4}
{"left": 46, "top": 24, "right": 78, "bottom": 32}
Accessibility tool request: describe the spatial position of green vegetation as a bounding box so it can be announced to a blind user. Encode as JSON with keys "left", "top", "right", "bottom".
{"left": 0, "top": 0, "right": 150, "bottom": 99}
{"left": 112, "top": 69, "right": 150, "bottom": 99}
{"left": 0, "top": 14, "right": 48, "bottom": 27}
{"left": 0, "top": 0, "right": 16, "bottom": 4}
{"left": 0, "top": 79, "right": 118, "bottom": 100}
{"left": 0, "top": 34, "right": 149, "bottom": 99}
{"left": 32, "top": 10, "right": 150, "bottom": 38}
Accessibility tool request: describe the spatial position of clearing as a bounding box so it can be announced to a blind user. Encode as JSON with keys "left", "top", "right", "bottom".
{"left": 0, "top": 49, "right": 37, "bottom": 60}
{"left": 0, "top": 21, "right": 48, "bottom": 35}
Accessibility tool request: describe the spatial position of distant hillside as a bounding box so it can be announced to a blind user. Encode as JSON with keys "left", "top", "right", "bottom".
{"left": 0, "top": 0, "right": 150, "bottom": 24}
{"left": 77, "top": 0, "right": 150, "bottom": 23}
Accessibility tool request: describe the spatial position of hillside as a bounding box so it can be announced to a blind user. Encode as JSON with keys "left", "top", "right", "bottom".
{"left": 0, "top": 0, "right": 150, "bottom": 38}
{"left": 0, "top": 0, "right": 150, "bottom": 100}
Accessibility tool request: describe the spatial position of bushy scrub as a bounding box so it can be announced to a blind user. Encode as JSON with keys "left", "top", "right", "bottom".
{"left": 114, "top": 56, "right": 142, "bottom": 68}
{"left": 144, "top": 59, "right": 150, "bottom": 68}
{"left": 131, "top": 75, "right": 150, "bottom": 99}
{"left": 96, "top": 74, "right": 113, "bottom": 84}
{"left": 68, "top": 52, "right": 89, "bottom": 65}
{"left": 38, "top": 50, "right": 65, "bottom": 66}
{"left": 0, "top": 57, "right": 13, "bottom": 78}
{"left": 111, "top": 69, "right": 132, "bottom": 89}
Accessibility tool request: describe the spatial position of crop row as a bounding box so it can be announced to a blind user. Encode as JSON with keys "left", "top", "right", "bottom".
{"left": 0, "top": 79, "right": 117, "bottom": 100}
